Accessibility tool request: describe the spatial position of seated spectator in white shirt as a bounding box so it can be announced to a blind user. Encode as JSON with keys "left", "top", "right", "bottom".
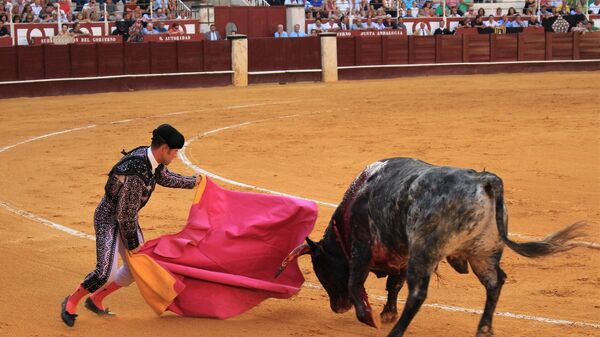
{"left": 82, "top": 0, "right": 98, "bottom": 13}
{"left": 414, "top": 22, "right": 431, "bottom": 35}
{"left": 590, "top": 0, "right": 600, "bottom": 14}
{"left": 289, "top": 23, "right": 307, "bottom": 37}
{"left": 30, "top": 0, "right": 43, "bottom": 17}
{"left": 274, "top": 24, "right": 288, "bottom": 37}
{"left": 143, "top": 22, "right": 158, "bottom": 35}
{"left": 322, "top": 17, "right": 340, "bottom": 30}
{"left": 351, "top": 17, "right": 366, "bottom": 30}
{"left": 483, "top": 15, "right": 497, "bottom": 28}
{"left": 373, "top": 18, "right": 385, "bottom": 29}
{"left": 308, "top": 18, "right": 325, "bottom": 34}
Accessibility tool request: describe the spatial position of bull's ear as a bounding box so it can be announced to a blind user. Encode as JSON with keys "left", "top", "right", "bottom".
{"left": 306, "top": 237, "right": 318, "bottom": 251}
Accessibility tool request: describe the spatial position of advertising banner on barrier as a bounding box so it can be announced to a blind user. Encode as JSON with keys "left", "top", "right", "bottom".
{"left": 15, "top": 20, "right": 200, "bottom": 45}
{"left": 143, "top": 34, "right": 203, "bottom": 42}
{"left": 336, "top": 30, "right": 407, "bottom": 37}
{"left": 31, "top": 35, "right": 123, "bottom": 45}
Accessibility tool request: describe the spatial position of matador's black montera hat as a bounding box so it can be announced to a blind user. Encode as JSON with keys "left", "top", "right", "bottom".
{"left": 152, "top": 124, "right": 185, "bottom": 149}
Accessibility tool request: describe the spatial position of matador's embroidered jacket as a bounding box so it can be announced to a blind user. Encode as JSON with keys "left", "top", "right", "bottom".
{"left": 103, "top": 146, "right": 196, "bottom": 250}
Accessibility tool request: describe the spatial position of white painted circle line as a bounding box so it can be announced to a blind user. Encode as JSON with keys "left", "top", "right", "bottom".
{"left": 0, "top": 105, "right": 597, "bottom": 329}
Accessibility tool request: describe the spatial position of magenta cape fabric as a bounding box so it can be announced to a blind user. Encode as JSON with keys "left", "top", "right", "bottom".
{"left": 139, "top": 177, "right": 317, "bottom": 319}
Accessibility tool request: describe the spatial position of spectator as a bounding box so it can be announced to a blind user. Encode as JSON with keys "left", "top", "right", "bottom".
{"left": 58, "top": 23, "right": 72, "bottom": 35}
{"left": 21, "top": 5, "right": 33, "bottom": 20}
{"left": 374, "top": 17, "right": 385, "bottom": 29}
{"left": 177, "top": 10, "right": 191, "bottom": 20}
{"left": 337, "top": 0, "right": 351, "bottom": 14}
{"left": 434, "top": 20, "right": 454, "bottom": 34}
{"left": 308, "top": 18, "right": 325, "bottom": 33}
{"left": 274, "top": 24, "right": 288, "bottom": 37}
{"left": 70, "top": 22, "right": 88, "bottom": 35}
{"left": 307, "top": 0, "right": 324, "bottom": 18}
{"left": 143, "top": 21, "right": 158, "bottom": 34}
{"left": 101, "top": 0, "right": 117, "bottom": 21}
{"left": 465, "top": 7, "right": 476, "bottom": 17}
{"left": 325, "top": 0, "right": 336, "bottom": 15}
{"left": 322, "top": 17, "right": 340, "bottom": 29}
{"left": 153, "top": 0, "right": 166, "bottom": 10}
{"left": 507, "top": 6, "right": 517, "bottom": 16}
{"left": 448, "top": 6, "right": 462, "bottom": 17}
{"left": 0, "top": 21, "right": 9, "bottom": 37}
{"left": 351, "top": 17, "right": 366, "bottom": 30}
{"left": 590, "top": 0, "right": 600, "bottom": 14}
{"left": 508, "top": 14, "right": 528, "bottom": 27}
{"left": 477, "top": 7, "right": 485, "bottom": 16}
{"left": 528, "top": 15, "right": 541, "bottom": 26}
{"left": 383, "top": 14, "right": 397, "bottom": 28}
{"left": 127, "top": 19, "right": 144, "bottom": 42}
{"left": 23, "top": 13, "right": 37, "bottom": 23}
{"left": 153, "top": 8, "right": 167, "bottom": 20}
{"left": 586, "top": 20, "right": 599, "bottom": 32}
{"left": 364, "top": 17, "right": 379, "bottom": 29}
{"left": 397, "top": 17, "right": 407, "bottom": 30}
{"left": 289, "top": 23, "right": 306, "bottom": 37}
{"left": 125, "top": 0, "right": 139, "bottom": 14}
{"left": 338, "top": 15, "right": 350, "bottom": 29}
{"left": 204, "top": 24, "right": 221, "bottom": 40}
{"left": 168, "top": 22, "right": 183, "bottom": 34}
{"left": 458, "top": 0, "right": 472, "bottom": 13}
{"left": 420, "top": 2, "right": 434, "bottom": 16}
{"left": 473, "top": 14, "right": 485, "bottom": 27}
{"left": 31, "top": 0, "right": 43, "bottom": 17}
{"left": 458, "top": 16, "right": 473, "bottom": 27}
{"left": 59, "top": 0, "right": 71, "bottom": 19}
{"left": 83, "top": 0, "right": 98, "bottom": 13}
{"left": 484, "top": 14, "right": 497, "bottom": 27}
{"left": 495, "top": 7, "right": 502, "bottom": 16}
{"left": 497, "top": 14, "right": 509, "bottom": 26}
{"left": 523, "top": 0, "right": 536, "bottom": 14}
{"left": 415, "top": 21, "right": 430, "bottom": 35}
{"left": 13, "top": 15, "right": 21, "bottom": 23}
{"left": 571, "top": 20, "right": 586, "bottom": 32}
{"left": 156, "top": 21, "right": 168, "bottom": 33}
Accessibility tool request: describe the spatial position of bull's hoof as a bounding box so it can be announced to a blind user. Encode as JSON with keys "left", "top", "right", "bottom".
{"left": 476, "top": 326, "right": 494, "bottom": 337}
{"left": 380, "top": 310, "right": 398, "bottom": 324}
{"left": 359, "top": 311, "right": 381, "bottom": 329}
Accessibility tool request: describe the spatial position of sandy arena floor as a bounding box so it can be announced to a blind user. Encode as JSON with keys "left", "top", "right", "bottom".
{"left": 0, "top": 71, "right": 599, "bottom": 337}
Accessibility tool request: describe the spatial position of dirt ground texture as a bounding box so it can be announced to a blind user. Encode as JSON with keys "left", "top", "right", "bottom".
{"left": 0, "top": 71, "right": 599, "bottom": 337}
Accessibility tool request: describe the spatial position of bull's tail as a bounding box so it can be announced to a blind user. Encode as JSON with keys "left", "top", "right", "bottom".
{"left": 482, "top": 173, "right": 590, "bottom": 258}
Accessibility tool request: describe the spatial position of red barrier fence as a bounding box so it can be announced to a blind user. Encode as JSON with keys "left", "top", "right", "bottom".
{"left": 337, "top": 32, "right": 600, "bottom": 66}
{"left": 248, "top": 37, "right": 321, "bottom": 71}
{"left": 0, "top": 40, "right": 231, "bottom": 82}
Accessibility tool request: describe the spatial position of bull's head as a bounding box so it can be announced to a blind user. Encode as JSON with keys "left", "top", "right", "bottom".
{"left": 276, "top": 236, "right": 352, "bottom": 313}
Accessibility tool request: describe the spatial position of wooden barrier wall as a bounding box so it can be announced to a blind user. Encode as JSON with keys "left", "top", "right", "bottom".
{"left": 248, "top": 37, "right": 321, "bottom": 71}
{"left": 0, "top": 40, "right": 231, "bottom": 82}
{"left": 337, "top": 32, "right": 600, "bottom": 66}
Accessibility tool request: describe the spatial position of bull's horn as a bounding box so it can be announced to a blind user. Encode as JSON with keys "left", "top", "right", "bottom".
{"left": 274, "top": 243, "right": 310, "bottom": 278}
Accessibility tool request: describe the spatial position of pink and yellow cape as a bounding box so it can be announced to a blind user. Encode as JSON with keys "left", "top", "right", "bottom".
{"left": 126, "top": 175, "right": 317, "bottom": 318}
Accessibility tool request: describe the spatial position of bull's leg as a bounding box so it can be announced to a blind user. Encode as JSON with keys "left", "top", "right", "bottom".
{"left": 468, "top": 251, "right": 507, "bottom": 337}
{"left": 348, "top": 242, "right": 379, "bottom": 328}
{"left": 380, "top": 270, "right": 407, "bottom": 324}
{"left": 386, "top": 251, "right": 437, "bottom": 337}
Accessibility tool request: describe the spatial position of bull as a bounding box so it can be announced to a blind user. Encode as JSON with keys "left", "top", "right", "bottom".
{"left": 276, "top": 158, "right": 587, "bottom": 337}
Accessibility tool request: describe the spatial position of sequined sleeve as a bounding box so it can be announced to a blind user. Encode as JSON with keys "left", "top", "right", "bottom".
{"left": 155, "top": 166, "right": 197, "bottom": 189}
{"left": 116, "top": 175, "right": 145, "bottom": 250}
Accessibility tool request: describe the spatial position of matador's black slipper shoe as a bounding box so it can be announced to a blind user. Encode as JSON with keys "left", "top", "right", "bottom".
{"left": 84, "top": 297, "right": 116, "bottom": 316}
{"left": 61, "top": 296, "right": 78, "bottom": 327}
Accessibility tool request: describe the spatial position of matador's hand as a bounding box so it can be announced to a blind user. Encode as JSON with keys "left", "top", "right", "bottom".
{"left": 194, "top": 175, "right": 202, "bottom": 186}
